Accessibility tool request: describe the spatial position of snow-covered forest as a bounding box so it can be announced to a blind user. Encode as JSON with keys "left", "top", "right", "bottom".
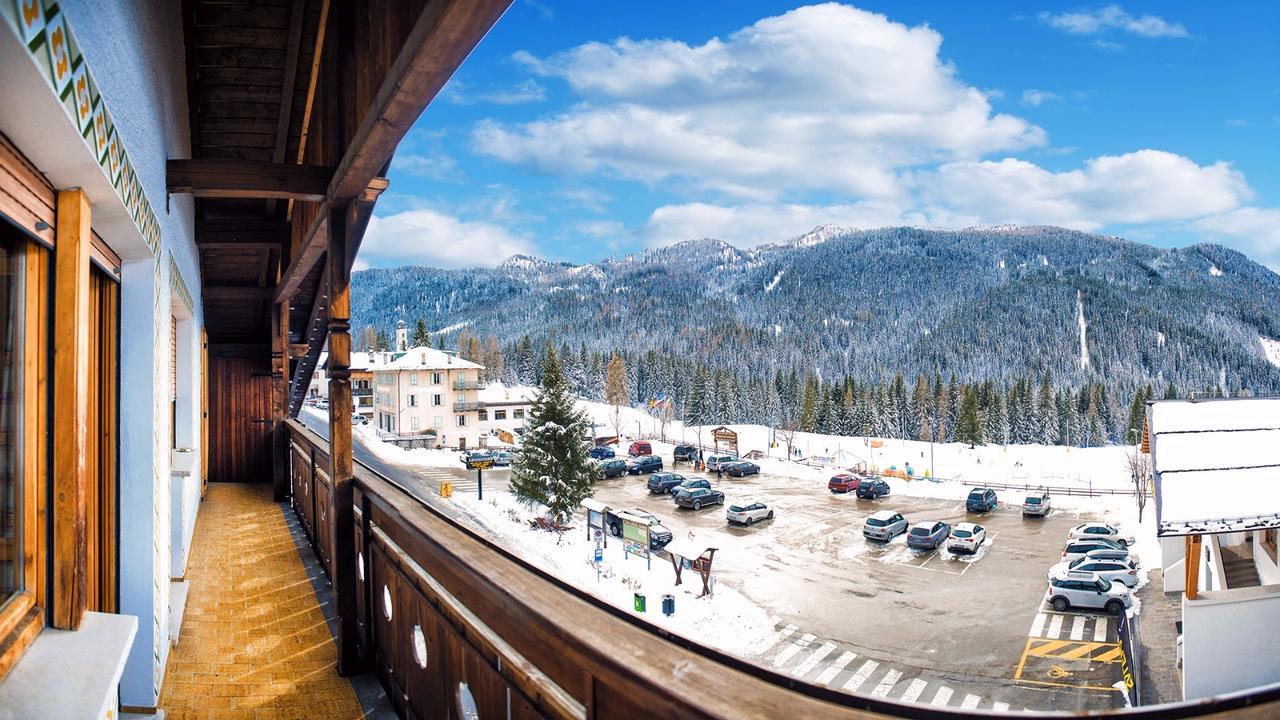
{"left": 349, "top": 225, "right": 1280, "bottom": 446}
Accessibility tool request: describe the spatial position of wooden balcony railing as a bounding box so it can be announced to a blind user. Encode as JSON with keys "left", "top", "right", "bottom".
{"left": 283, "top": 419, "right": 1280, "bottom": 720}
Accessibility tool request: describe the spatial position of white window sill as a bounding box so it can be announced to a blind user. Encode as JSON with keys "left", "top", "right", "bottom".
{"left": 0, "top": 611, "right": 137, "bottom": 720}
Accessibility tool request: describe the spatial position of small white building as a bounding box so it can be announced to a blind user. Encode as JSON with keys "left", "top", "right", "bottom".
{"left": 1147, "top": 397, "right": 1280, "bottom": 700}
{"left": 372, "top": 342, "right": 487, "bottom": 449}
{"left": 476, "top": 383, "right": 537, "bottom": 445}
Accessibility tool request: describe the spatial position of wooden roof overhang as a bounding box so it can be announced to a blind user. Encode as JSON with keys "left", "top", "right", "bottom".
{"left": 170, "top": 0, "right": 510, "bottom": 414}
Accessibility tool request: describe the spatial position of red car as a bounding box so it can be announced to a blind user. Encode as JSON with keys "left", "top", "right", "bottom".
{"left": 628, "top": 440, "right": 653, "bottom": 457}
{"left": 828, "top": 473, "right": 862, "bottom": 493}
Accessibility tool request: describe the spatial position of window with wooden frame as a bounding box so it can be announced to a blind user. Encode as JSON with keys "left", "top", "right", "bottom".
{"left": 0, "top": 218, "right": 49, "bottom": 681}
{"left": 86, "top": 264, "right": 119, "bottom": 614}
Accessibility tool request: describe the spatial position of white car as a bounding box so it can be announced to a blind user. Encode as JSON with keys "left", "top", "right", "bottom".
{"left": 706, "top": 454, "right": 739, "bottom": 471}
{"left": 1048, "top": 554, "right": 1141, "bottom": 588}
{"left": 1046, "top": 569, "right": 1133, "bottom": 614}
{"left": 1068, "top": 522, "right": 1134, "bottom": 547}
{"left": 946, "top": 522, "right": 986, "bottom": 553}
{"left": 726, "top": 500, "right": 773, "bottom": 526}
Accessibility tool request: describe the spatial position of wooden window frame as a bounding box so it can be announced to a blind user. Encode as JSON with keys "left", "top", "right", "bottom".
{"left": 0, "top": 231, "right": 50, "bottom": 680}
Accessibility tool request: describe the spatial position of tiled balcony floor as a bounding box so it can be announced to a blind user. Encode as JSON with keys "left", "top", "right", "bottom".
{"left": 159, "top": 483, "right": 370, "bottom": 720}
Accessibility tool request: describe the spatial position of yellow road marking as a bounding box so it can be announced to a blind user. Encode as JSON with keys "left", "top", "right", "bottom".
{"left": 1025, "top": 639, "right": 1121, "bottom": 662}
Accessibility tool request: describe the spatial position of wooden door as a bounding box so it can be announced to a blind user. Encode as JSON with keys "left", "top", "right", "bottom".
{"left": 208, "top": 355, "right": 272, "bottom": 483}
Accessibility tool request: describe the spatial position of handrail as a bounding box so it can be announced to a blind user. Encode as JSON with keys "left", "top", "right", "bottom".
{"left": 284, "top": 418, "right": 1280, "bottom": 719}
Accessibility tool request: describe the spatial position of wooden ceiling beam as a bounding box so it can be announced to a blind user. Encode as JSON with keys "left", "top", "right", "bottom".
{"left": 169, "top": 159, "right": 333, "bottom": 201}
{"left": 202, "top": 285, "right": 276, "bottom": 301}
{"left": 273, "top": 0, "right": 512, "bottom": 304}
{"left": 196, "top": 220, "right": 291, "bottom": 244}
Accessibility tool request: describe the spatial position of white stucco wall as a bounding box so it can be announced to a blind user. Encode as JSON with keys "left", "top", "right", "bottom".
{"left": 1252, "top": 533, "right": 1280, "bottom": 586}
{"left": 1182, "top": 587, "right": 1280, "bottom": 699}
{"left": 1160, "top": 536, "right": 1186, "bottom": 593}
{"left": 56, "top": 0, "right": 202, "bottom": 708}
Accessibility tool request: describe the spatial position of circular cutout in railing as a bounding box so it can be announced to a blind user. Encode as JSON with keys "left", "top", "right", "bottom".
{"left": 457, "top": 682, "right": 478, "bottom": 719}
{"left": 382, "top": 585, "right": 393, "bottom": 621}
{"left": 357, "top": 553, "right": 365, "bottom": 582}
{"left": 412, "top": 624, "right": 427, "bottom": 669}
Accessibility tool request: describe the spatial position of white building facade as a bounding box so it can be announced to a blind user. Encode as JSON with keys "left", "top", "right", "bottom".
{"left": 372, "top": 346, "right": 487, "bottom": 448}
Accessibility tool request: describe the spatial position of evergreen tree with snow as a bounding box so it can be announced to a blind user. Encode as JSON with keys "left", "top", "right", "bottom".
{"left": 509, "top": 345, "right": 598, "bottom": 525}
{"left": 1037, "top": 372, "right": 1060, "bottom": 445}
{"left": 955, "top": 387, "right": 984, "bottom": 446}
{"left": 412, "top": 319, "right": 429, "bottom": 347}
{"left": 988, "top": 391, "right": 1009, "bottom": 445}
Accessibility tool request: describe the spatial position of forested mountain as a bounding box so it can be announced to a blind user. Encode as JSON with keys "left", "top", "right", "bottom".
{"left": 349, "top": 225, "right": 1280, "bottom": 445}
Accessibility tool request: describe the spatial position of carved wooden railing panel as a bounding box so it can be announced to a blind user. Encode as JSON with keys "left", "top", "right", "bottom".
{"left": 283, "top": 420, "right": 1280, "bottom": 720}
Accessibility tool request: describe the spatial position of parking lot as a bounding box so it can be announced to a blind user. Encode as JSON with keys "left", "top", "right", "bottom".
{"left": 332, "top": 423, "right": 1134, "bottom": 712}
{"left": 583, "top": 462, "right": 1131, "bottom": 712}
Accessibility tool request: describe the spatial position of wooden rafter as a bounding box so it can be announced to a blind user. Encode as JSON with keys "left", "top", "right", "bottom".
{"left": 274, "top": 0, "right": 513, "bottom": 304}
{"left": 168, "top": 159, "right": 333, "bottom": 201}
{"left": 266, "top": 0, "right": 306, "bottom": 217}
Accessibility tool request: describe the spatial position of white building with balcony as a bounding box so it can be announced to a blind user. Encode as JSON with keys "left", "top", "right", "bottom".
{"left": 371, "top": 344, "right": 487, "bottom": 449}
{"left": 1147, "top": 396, "right": 1280, "bottom": 700}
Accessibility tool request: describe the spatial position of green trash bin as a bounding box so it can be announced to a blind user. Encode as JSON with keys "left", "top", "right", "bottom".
{"left": 634, "top": 593, "right": 646, "bottom": 613}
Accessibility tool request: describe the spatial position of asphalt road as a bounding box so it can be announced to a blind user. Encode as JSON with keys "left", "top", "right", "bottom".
{"left": 300, "top": 416, "right": 1131, "bottom": 713}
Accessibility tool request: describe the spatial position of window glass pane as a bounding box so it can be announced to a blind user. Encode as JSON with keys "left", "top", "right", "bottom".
{"left": 0, "top": 232, "right": 23, "bottom": 603}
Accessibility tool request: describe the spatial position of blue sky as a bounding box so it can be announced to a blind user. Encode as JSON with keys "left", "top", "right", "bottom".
{"left": 357, "top": 2, "right": 1280, "bottom": 271}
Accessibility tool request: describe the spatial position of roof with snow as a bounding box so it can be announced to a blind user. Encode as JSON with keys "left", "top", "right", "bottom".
{"left": 319, "top": 351, "right": 388, "bottom": 372}
{"left": 382, "top": 345, "right": 484, "bottom": 371}
{"left": 1148, "top": 397, "right": 1280, "bottom": 536}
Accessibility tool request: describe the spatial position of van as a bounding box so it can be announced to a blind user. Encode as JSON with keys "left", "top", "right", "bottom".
{"left": 628, "top": 440, "right": 652, "bottom": 457}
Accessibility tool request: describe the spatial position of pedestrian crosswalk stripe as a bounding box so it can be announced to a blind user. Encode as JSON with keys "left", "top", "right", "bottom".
{"left": 1093, "top": 617, "right": 1110, "bottom": 642}
{"left": 843, "top": 660, "right": 879, "bottom": 693}
{"left": 899, "top": 678, "right": 928, "bottom": 703}
{"left": 816, "top": 651, "right": 856, "bottom": 686}
{"left": 993, "top": 701, "right": 1010, "bottom": 711}
{"left": 870, "top": 669, "right": 902, "bottom": 698}
{"left": 1046, "top": 614, "right": 1064, "bottom": 638}
{"left": 961, "top": 694, "right": 981, "bottom": 709}
{"left": 1026, "top": 638, "right": 1123, "bottom": 662}
{"left": 773, "top": 633, "right": 815, "bottom": 667}
{"left": 791, "top": 642, "right": 836, "bottom": 678}
{"left": 1029, "top": 613, "right": 1047, "bottom": 637}
{"left": 930, "top": 687, "right": 954, "bottom": 706}
{"left": 1070, "top": 616, "right": 1086, "bottom": 641}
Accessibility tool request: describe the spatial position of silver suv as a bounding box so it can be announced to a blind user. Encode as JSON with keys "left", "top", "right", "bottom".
{"left": 1022, "top": 490, "right": 1051, "bottom": 517}
{"left": 1062, "top": 538, "right": 1132, "bottom": 563}
{"left": 1046, "top": 570, "right": 1133, "bottom": 614}
{"left": 863, "top": 510, "right": 907, "bottom": 541}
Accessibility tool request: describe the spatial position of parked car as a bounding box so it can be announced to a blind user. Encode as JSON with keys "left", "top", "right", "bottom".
{"left": 589, "top": 445, "right": 616, "bottom": 460}
{"left": 598, "top": 458, "right": 629, "bottom": 478}
{"left": 1046, "top": 570, "right": 1133, "bottom": 614}
{"left": 492, "top": 451, "right": 514, "bottom": 466}
{"left": 673, "top": 444, "right": 701, "bottom": 462}
{"left": 604, "top": 508, "right": 673, "bottom": 549}
{"left": 1048, "top": 555, "right": 1141, "bottom": 589}
{"left": 461, "top": 451, "right": 497, "bottom": 469}
{"left": 828, "top": 473, "right": 862, "bottom": 493}
{"left": 1023, "top": 490, "right": 1051, "bottom": 517}
{"left": 1068, "top": 522, "right": 1135, "bottom": 547}
{"left": 726, "top": 500, "right": 774, "bottom": 526}
{"left": 675, "top": 476, "right": 716, "bottom": 491}
{"left": 856, "top": 478, "right": 891, "bottom": 500}
{"left": 706, "top": 454, "right": 739, "bottom": 472}
{"left": 351, "top": 413, "right": 369, "bottom": 426}
{"left": 646, "top": 472, "right": 687, "bottom": 494}
{"left": 628, "top": 440, "right": 653, "bottom": 457}
{"left": 725, "top": 460, "right": 760, "bottom": 477}
{"left": 906, "top": 520, "right": 951, "bottom": 550}
{"left": 966, "top": 487, "right": 998, "bottom": 513}
{"left": 674, "top": 487, "right": 726, "bottom": 510}
{"left": 1062, "top": 538, "right": 1132, "bottom": 563}
{"left": 627, "top": 455, "right": 664, "bottom": 474}
{"left": 946, "top": 522, "right": 986, "bottom": 553}
{"left": 863, "top": 510, "right": 908, "bottom": 541}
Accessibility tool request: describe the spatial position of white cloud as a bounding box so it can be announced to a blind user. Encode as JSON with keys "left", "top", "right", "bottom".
{"left": 357, "top": 209, "right": 535, "bottom": 269}
{"left": 642, "top": 201, "right": 926, "bottom": 248}
{"left": 481, "top": 4, "right": 1045, "bottom": 200}
{"left": 576, "top": 220, "right": 627, "bottom": 238}
{"left": 1193, "top": 207, "right": 1280, "bottom": 272}
{"left": 1021, "top": 89, "right": 1061, "bottom": 107}
{"left": 391, "top": 152, "right": 459, "bottom": 180}
{"left": 1039, "top": 5, "right": 1188, "bottom": 38}
{"left": 446, "top": 78, "right": 547, "bottom": 105}
{"left": 917, "top": 150, "right": 1251, "bottom": 229}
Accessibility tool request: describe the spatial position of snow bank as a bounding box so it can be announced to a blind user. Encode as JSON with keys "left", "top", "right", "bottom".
{"left": 451, "top": 491, "right": 776, "bottom": 656}
{"left": 299, "top": 405, "right": 466, "bottom": 468}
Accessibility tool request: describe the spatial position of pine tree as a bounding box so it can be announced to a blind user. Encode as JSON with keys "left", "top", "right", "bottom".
{"left": 412, "top": 319, "right": 429, "bottom": 347}
{"left": 508, "top": 345, "right": 597, "bottom": 525}
{"left": 955, "top": 387, "right": 984, "bottom": 446}
{"left": 799, "top": 375, "right": 819, "bottom": 432}
{"left": 1037, "top": 372, "right": 1060, "bottom": 445}
{"left": 1125, "top": 388, "right": 1146, "bottom": 445}
{"left": 911, "top": 374, "right": 933, "bottom": 441}
{"left": 604, "top": 355, "right": 629, "bottom": 438}
{"left": 375, "top": 329, "right": 390, "bottom": 351}
{"left": 988, "top": 391, "right": 1009, "bottom": 445}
